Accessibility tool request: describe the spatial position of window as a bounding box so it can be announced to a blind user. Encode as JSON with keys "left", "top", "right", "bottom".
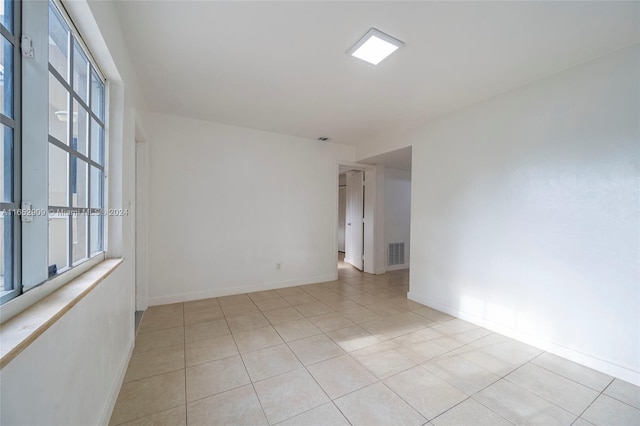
{"left": 0, "top": 0, "right": 107, "bottom": 306}
{"left": 47, "top": 3, "right": 105, "bottom": 275}
{"left": 0, "top": 0, "right": 20, "bottom": 304}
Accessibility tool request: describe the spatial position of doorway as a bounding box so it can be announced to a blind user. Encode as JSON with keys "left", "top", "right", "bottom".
{"left": 337, "top": 163, "right": 374, "bottom": 274}
{"left": 336, "top": 147, "right": 412, "bottom": 279}
{"left": 134, "top": 121, "right": 150, "bottom": 330}
{"left": 358, "top": 146, "right": 413, "bottom": 274}
{"left": 344, "top": 170, "right": 364, "bottom": 270}
{"left": 134, "top": 141, "right": 146, "bottom": 331}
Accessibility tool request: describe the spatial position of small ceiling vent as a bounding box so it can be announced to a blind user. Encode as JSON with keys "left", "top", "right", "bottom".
{"left": 318, "top": 136, "right": 331, "bottom": 142}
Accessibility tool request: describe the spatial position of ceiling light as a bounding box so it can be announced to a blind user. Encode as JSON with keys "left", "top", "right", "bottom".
{"left": 347, "top": 28, "right": 404, "bottom": 66}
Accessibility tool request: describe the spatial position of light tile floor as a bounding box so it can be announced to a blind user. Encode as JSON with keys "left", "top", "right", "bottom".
{"left": 110, "top": 258, "right": 640, "bottom": 425}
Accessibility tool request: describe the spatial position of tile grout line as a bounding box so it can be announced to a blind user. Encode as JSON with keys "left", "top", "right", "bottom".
{"left": 112, "top": 302, "right": 187, "bottom": 426}
{"left": 184, "top": 381, "right": 259, "bottom": 406}
{"left": 222, "top": 290, "right": 356, "bottom": 426}
{"left": 452, "top": 352, "right": 566, "bottom": 426}
{"left": 374, "top": 339, "right": 515, "bottom": 426}
{"left": 570, "top": 377, "right": 616, "bottom": 425}
{"left": 331, "top": 399, "right": 356, "bottom": 426}
{"left": 231, "top": 330, "right": 271, "bottom": 426}
{"left": 500, "top": 355, "right": 605, "bottom": 420}
{"left": 255, "top": 311, "right": 376, "bottom": 425}
{"left": 423, "top": 346, "right": 547, "bottom": 425}
{"left": 111, "top": 402, "right": 187, "bottom": 426}
{"left": 378, "top": 380, "right": 428, "bottom": 423}
{"left": 530, "top": 354, "right": 616, "bottom": 393}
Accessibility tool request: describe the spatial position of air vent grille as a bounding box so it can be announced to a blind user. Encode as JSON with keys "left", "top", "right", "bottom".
{"left": 388, "top": 242, "right": 405, "bottom": 266}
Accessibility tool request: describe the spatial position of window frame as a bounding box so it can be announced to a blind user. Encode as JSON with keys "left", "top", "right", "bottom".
{"left": 0, "top": 0, "right": 108, "bottom": 306}
{"left": 0, "top": 0, "right": 22, "bottom": 305}
{"left": 46, "top": 0, "right": 106, "bottom": 278}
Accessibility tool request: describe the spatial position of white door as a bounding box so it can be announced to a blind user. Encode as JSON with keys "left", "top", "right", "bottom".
{"left": 345, "top": 171, "right": 364, "bottom": 270}
{"left": 338, "top": 186, "right": 346, "bottom": 252}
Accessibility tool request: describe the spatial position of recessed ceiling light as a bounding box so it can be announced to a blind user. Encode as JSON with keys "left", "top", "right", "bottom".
{"left": 347, "top": 28, "right": 404, "bottom": 66}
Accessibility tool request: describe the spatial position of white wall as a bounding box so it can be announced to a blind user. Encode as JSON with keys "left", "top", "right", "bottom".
{"left": 384, "top": 168, "right": 411, "bottom": 270}
{"left": 0, "top": 265, "right": 134, "bottom": 425}
{"left": 379, "top": 46, "right": 640, "bottom": 384}
{"left": 0, "top": 0, "right": 146, "bottom": 424}
{"left": 147, "top": 113, "right": 354, "bottom": 305}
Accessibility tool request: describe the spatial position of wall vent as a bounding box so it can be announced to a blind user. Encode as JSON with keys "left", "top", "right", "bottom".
{"left": 388, "top": 242, "right": 405, "bottom": 266}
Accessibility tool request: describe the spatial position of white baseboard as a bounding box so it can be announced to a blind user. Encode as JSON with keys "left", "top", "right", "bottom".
{"left": 149, "top": 274, "right": 337, "bottom": 306}
{"left": 99, "top": 338, "right": 135, "bottom": 426}
{"left": 408, "top": 290, "right": 640, "bottom": 386}
{"left": 386, "top": 263, "right": 409, "bottom": 271}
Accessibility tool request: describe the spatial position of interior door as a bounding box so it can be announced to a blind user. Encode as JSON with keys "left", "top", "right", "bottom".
{"left": 345, "top": 171, "right": 364, "bottom": 270}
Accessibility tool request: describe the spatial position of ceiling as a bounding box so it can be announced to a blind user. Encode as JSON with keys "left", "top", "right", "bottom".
{"left": 361, "top": 146, "right": 412, "bottom": 171}
{"left": 114, "top": 1, "right": 639, "bottom": 147}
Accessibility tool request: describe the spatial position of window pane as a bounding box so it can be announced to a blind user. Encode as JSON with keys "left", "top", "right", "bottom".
{"left": 1, "top": 210, "right": 13, "bottom": 292}
{"left": 73, "top": 40, "right": 88, "bottom": 102}
{"left": 71, "top": 156, "right": 87, "bottom": 208}
{"left": 72, "top": 213, "right": 87, "bottom": 264}
{"left": 91, "top": 119, "right": 103, "bottom": 165}
{"left": 90, "top": 166, "right": 102, "bottom": 209}
{"left": 48, "top": 3, "right": 69, "bottom": 81}
{"left": 91, "top": 70, "right": 104, "bottom": 121}
{"left": 1, "top": 36, "right": 13, "bottom": 119}
{"left": 73, "top": 100, "right": 88, "bottom": 156}
{"left": 49, "top": 144, "right": 68, "bottom": 206}
{"left": 48, "top": 213, "right": 68, "bottom": 271}
{"left": 1, "top": 124, "right": 12, "bottom": 203}
{"left": 49, "top": 73, "right": 69, "bottom": 144}
{"left": 90, "top": 213, "right": 102, "bottom": 255}
{"left": 1, "top": 0, "right": 13, "bottom": 33}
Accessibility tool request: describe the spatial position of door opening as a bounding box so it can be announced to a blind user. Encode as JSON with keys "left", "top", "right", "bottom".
{"left": 336, "top": 162, "right": 378, "bottom": 276}
{"left": 344, "top": 170, "right": 364, "bottom": 271}
{"left": 338, "top": 175, "right": 346, "bottom": 253}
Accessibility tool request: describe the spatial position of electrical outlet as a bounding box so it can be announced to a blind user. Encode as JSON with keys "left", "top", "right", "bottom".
{"left": 276, "top": 263, "right": 281, "bottom": 271}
